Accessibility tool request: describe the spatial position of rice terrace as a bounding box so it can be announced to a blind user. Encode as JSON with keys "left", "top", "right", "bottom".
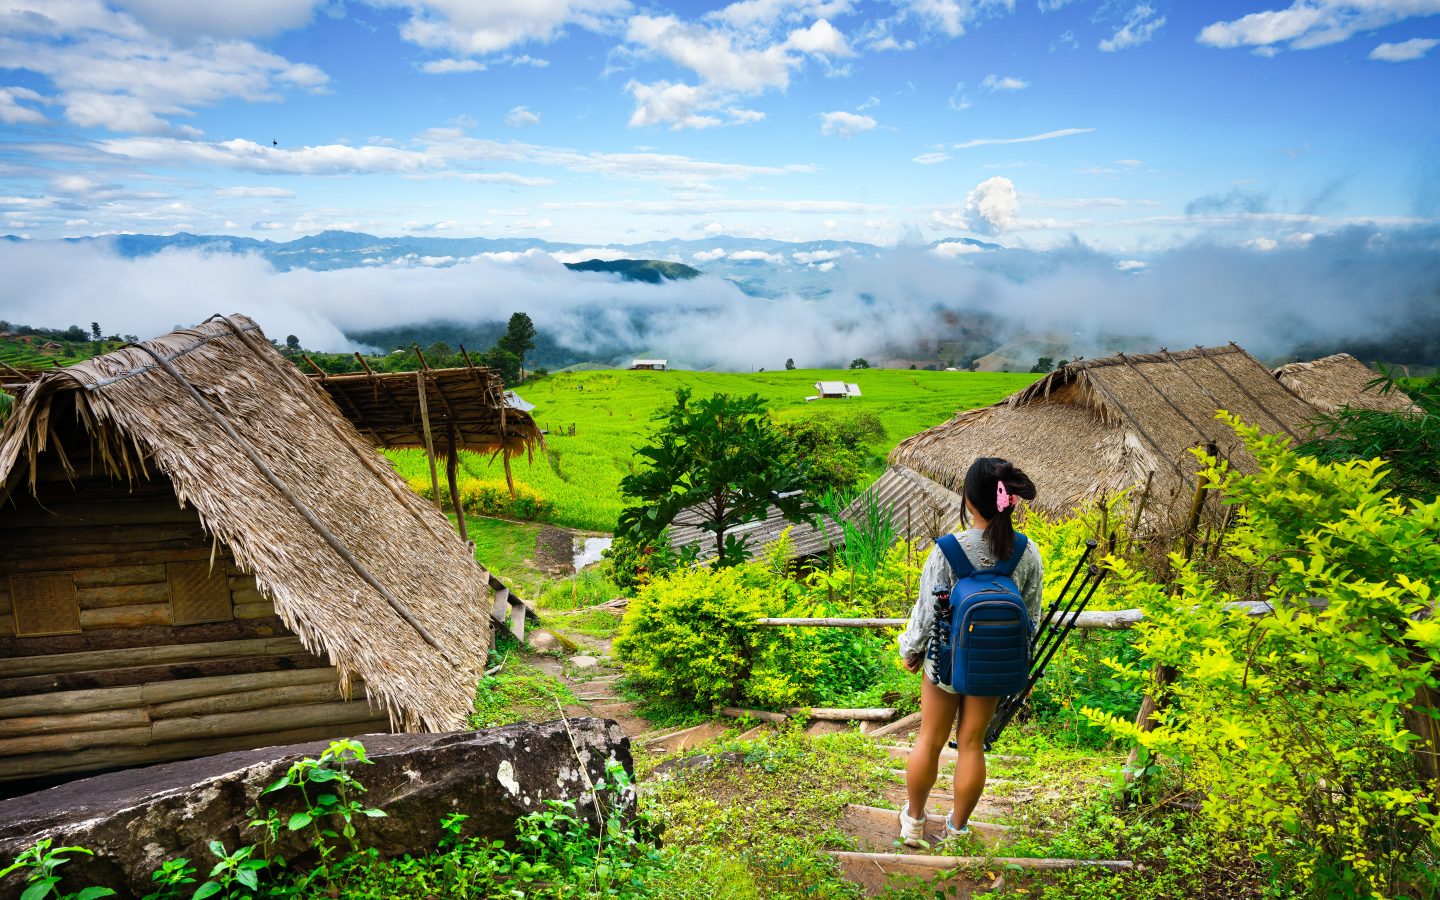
{"left": 1, "top": 3, "right": 1439, "bottom": 900}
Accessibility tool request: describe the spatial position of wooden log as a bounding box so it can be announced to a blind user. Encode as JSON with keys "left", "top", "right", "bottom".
{"left": 77, "top": 582, "right": 172, "bottom": 609}
{"left": 719, "top": 707, "right": 788, "bottom": 725}
{"left": 0, "top": 523, "right": 207, "bottom": 548}
{"left": 0, "top": 616, "right": 287, "bottom": 658}
{"left": 792, "top": 707, "right": 897, "bottom": 722}
{"left": 0, "top": 725, "right": 154, "bottom": 758}
{"left": 0, "top": 636, "right": 308, "bottom": 679}
{"left": 233, "top": 601, "right": 277, "bottom": 620}
{"left": 149, "top": 681, "right": 358, "bottom": 719}
{"left": 0, "top": 716, "right": 394, "bottom": 781}
{"left": 150, "top": 700, "right": 382, "bottom": 743}
{"left": 74, "top": 565, "right": 169, "bottom": 588}
{"left": 141, "top": 667, "right": 341, "bottom": 705}
{"left": 0, "top": 504, "right": 199, "bottom": 528}
{"left": 0, "top": 546, "right": 221, "bottom": 575}
{"left": 0, "top": 707, "right": 150, "bottom": 738}
{"left": 867, "top": 711, "right": 923, "bottom": 738}
{"left": 229, "top": 588, "right": 267, "bottom": 606}
{"left": 0, "top": 684, "right": 146, "bottom": 717}
{"left": 78, "top": 603, "right": 172, "bottom": 630}
{"left": 0, "top": 652, "right": 331, "bottom": 698}
{"left": 228, "top": 574, "right": 259, "bottom": 590}
{"left": 754, "top": 617, "right": 907, "bottom": 628}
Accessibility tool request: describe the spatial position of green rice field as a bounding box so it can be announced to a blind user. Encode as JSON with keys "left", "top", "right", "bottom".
{"left": 387, "top": 367, "right": 1038, "bottom": 532}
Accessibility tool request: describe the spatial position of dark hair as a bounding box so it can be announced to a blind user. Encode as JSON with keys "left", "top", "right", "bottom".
{"left": 961, "top": 457, "right": 1038, "bottom": 562}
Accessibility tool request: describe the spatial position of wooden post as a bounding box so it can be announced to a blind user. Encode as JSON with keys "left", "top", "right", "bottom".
{"left": 416, "top": 370, "right": 441, "bottom": 510}
{"left": 446, "top": 423, "right": 468, "bottom": 543}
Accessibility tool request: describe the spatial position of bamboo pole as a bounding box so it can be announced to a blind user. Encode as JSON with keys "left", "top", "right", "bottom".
{"left": 416, "top": 369, "right": 442, "bottom": 510}
{"left": 446, "top": 424, "right": 468, "bottom": 543}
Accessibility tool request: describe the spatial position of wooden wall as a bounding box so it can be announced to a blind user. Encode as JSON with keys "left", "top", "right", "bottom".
{"left": 0, "top": 429, "right": 392, "bottom": 783}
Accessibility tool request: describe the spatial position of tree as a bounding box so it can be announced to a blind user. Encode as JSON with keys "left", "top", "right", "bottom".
{"left": 617, "top": 389, "right": 816, "bottom": 569}
{"left": 785, "top": 358, "right": 796, "bottom": 371}
{"left": 90, "top": 322, "right": 101, "bottom": 341}
{"left": 481, "top": 347, "right": 522, "bottom": 386}
{"left": 497, "top": 312, "right": 537, "bottom": 372}
{"left": 284, "top": 335, "right": 301, "bottom": 355}
{"left": 1030, "top": 356, "right": 1055, "bottom": 374}
{"left": 848, "top": 358, "right": 870, "bottom": 369}
{"left": 63, "top": 325, "right": 86, "bottom": 341}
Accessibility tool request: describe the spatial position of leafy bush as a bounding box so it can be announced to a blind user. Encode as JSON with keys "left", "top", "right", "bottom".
{"left": 405, "top": 475, "right": 554, "bottom": 521}
{"left": 1298, "top": 369, "right": 1439, "bottom": 500}
{"left": 1084, "top": 415, "right": 1440, "bottom": 898}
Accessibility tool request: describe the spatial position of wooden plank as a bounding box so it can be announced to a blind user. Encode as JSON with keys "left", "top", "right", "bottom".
{"left": 0, "top": 616, "right": 287, "bottom": 658}
{"left": 0, "top": 685, "right": 146, "bottom": 717}
{"left": 0, "top": 652, "right": 332, "bottom": 698}
{"left": 74, "top": 565, "right": 168, "bottom": 588}
{"left": 0, "top": 524, "right": 208, "bottom": 548}
{"left": 77, "top": 582, "right": 172, "bottom": 609}
{"left": 869, "top": 712, "right": 923, "bottom": 739}
{"left": 78, "top": 603, "right": 172, "bottom": 630}
{"left": 149, "top": 682, "right": 356, "bottom": 719}
{"left": 230, "top": 588, "right": 266, "bottom": 605}
{"left": 0, "top": 725, "right": 153, "bottom": 758}
{"left": 0, "top": 504, "right": 199, "bottom": 528}
{"left": 0, "top": 636, "right": 307, "bottom": 678}
{"left": 141, "top": 667, "right": 341, "bottom": 705}
{"left": 233, "top": 601, "right": 277, "bottom": 620}
{"left": 150, "top": 700, "right": 382, "bottom": 743}
{"left": 0, "top": 547, "right": 225, "bottom": 576}
{"left": 0, "top": 707, "right": 150, "bottom": 739}
{"left": 0, "top": 717, "right": 393, "bottom": 781}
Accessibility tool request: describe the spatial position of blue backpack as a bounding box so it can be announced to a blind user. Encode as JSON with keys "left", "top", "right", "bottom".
{"left": 928, "top": 533, "right": 1032, "bottom": 697}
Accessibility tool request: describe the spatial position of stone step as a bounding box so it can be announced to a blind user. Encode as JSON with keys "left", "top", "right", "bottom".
{"left": 576, "top": 693, "right": 621, "bottom": 702}
{"left": 839, "top": 804, "right": 1012, "bottom": 853}
{"left": 828, "top": 850, "right": 1134, "bottom": 896}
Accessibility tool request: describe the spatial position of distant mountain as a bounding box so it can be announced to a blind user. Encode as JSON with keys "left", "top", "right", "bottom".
{"left": 564, "top": 258, "right": 701, "bottom": 283}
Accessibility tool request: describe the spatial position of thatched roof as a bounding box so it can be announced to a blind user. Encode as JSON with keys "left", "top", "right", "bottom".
{"left": 890, "top": 344, "right": 1320, "bottom": 523}
{"left": 307, "top": 367, "right": 540, "bottom": 455}
{"left": 845, "top": 464, "right": 967, "bottom": 542}
{"left": 0, "top": 315, "right": 490, "bottom": 732}
{"left": 1273, "top": 353, "right": 1419, "bottom": 415}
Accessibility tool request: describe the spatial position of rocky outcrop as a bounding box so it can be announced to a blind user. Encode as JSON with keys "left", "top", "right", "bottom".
{"left": 0, "top": 719, "right": 631, "bottom": 900}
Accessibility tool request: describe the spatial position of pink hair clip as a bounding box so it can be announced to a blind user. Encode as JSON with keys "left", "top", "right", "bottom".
{"left": 996, "top": 481, "right": 1013, "bottom": 512}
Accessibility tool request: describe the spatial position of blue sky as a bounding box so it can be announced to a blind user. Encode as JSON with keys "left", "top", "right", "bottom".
{"left": 1, "top": 0, "right": 1437, "bottom": 251}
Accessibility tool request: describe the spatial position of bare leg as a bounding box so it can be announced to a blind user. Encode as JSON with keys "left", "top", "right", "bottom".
{"left": 950, "top": 694, "right": 1001, "bottom": 828}
{"left": 906, "top": 676, "right": 960, "bottom": 817}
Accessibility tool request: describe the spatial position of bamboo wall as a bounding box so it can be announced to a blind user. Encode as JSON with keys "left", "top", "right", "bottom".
{"left": 0, "top": 442, "right": 392, "bottom": 783}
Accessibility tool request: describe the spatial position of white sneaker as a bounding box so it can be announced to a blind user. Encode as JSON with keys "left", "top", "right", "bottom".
{"left": 898, "top": 803, "right": 927, "bottom": 848}
{"left": 944, "top": 815, "right": 971, "bottom": 840}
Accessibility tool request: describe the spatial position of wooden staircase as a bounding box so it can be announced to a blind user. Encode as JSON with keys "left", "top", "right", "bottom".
{"left": 482, "top": 568, "right": 537, "bottom": 643}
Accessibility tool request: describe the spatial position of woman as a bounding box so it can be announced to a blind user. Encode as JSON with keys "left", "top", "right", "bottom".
{"left": 896, "top": 457, "right": 1043, "bottom": 845}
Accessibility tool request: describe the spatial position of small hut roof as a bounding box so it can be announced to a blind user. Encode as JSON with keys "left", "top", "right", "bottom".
{"left": 890, "top": 344, "right": 1320, "bottom": 521}
{"left": 668, "top": 501, "right": 841, "bottom": 561}
{"left": 0, "top": 315, "right": 489, "bottom": 732}
{"left": 308, "top": 367, "right": 540, "bottom": 455}
{"left": 1273, "top": 353, "right": 1419, "bottom": 415}
{"left": 843, "top": 464, "right": 968, "bottom": 543}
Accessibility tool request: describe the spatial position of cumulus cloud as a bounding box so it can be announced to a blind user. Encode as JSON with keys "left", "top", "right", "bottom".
{"left": 962, "top": 176, "right": 1019, "bottom": 234}
{"left": 1099, "top": 3, "right": 1166, "bottom": 52}
{"left": 110, "top": 0, "right": 327, "bottom": 39}
{"left": 930, "top": 241, "right": 984, "bottom": 256}
{"left": 693, "top": 247, "right": 728, "bottom": 261}
{"left": 382, "top": 0, "right": 629, "bottom": 57}
{"left": 1198, "top": 0, "right": 1440, "bottom": 53}
{"left": 505, "top": 105, "right": 541, "bottom": 126}
{"left": 981, "top": 74, "right": 1028, "bottom": 91}
{"left": 818, "top": 110, "right": 876, "bottom": 137}
{"left": 0, "top": 87, "right": 50, "bottom": 125}
{"left": 1369, "top": 37, "right": 1439, "bottom": 61}
{"left": 895, "top": 0, "right": 1015, "bottom": 38}
{"left": 420, "top": 58, "right": 487, "bottom": 73}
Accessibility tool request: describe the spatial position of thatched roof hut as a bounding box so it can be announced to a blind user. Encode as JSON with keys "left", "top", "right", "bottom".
{"left": 889, "top": 344, "right": 1321, "bottom": 525}
{"left": 1273, "top": 353, "right": 1419, "bottom": 414}
{"left": 0, "top": 316, "right": 492, "bottom": 783}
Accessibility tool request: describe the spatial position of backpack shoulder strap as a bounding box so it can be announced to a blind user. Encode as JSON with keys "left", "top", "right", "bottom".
{"left": 935, "top": 533, "right": 974, "bottom": 581}
{"left": 991, "top": 533, "right": 1029, "bottom": 577}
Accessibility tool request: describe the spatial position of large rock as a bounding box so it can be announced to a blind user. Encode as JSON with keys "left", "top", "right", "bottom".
{"left": 0, "top": 719, "right": 631, "bottom": 900}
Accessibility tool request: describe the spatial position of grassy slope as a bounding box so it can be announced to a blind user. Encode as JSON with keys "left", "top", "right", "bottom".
{"left": 388, "top": 368, "right": 1038, "bottom": 532}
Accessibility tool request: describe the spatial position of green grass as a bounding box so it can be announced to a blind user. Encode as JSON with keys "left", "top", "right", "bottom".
{"left": 388, "top": 368, "right": 1037, "bottom": 532}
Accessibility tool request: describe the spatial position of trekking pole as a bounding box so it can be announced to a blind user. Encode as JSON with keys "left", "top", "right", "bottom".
{"left": 1027, "top": 540, "right": 1097, "bottom": 673}
{"left": 984, "top": 564, "right": 1108, "bottom": 751}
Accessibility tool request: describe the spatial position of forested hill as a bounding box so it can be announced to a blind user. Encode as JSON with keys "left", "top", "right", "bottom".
{"left": 563, "top": 258, "right": 701, "bottom": 283}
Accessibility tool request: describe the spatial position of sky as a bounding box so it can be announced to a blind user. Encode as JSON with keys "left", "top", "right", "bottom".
{"left": 1, "top": 0, "right": 1438, "bottom": 252}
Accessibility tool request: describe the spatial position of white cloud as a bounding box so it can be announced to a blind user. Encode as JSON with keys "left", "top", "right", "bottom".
{"left": 626, "top": 80, "right": 723, "bottom": 129}
{"left": 1198, "top": 1, "right": 1440, "bottom": 53}
{"left": 1115, "top": 258, "right": 1146, "bottom": 270}
{"left": 709, "top": 0, "right": 855, "bottom": 29}
{"left": 549, "top": 247, "right": 631, "bottom": 263}
{"left": 505, "top": 105, "right": 541, "bottom": 126}
{"left": 730, "top": 249, "right": 786, "bottom": 262}
{"left": 110, "top": 0, "right": 326, "bottom": 39}
{"left": 381, "top": 0, "right": 629, "bottom": 56}
{"left": 793, "top": 248, "right": 843, "bottom": 262}
{"left": 0, "top": 3, "right": 330, "bottom": 134}
{"left": 930, "top": 240, "right": 984, "bottom": 256}
{"left": 818, "top": 110, "right": 876, "bottom": 137}
{"left": 694, "top": 247, "right": 728, "bottom": 261}
{"left": 895, "top": 0, "right": 1014, "bottom": 38}
{"left": 913, "top": 151, "right": 951, "bottom": 164}
{"left": 1369, "top": 37, "right": 1439, "bottom": 60}
{"left": 1117, "top": 158, "right": 1143, "bottom": 169}
{"left": 947, "top": 82, "right": 972, "bottom": 111}
{"left": 981, "top": 74, "right": 1028, "bottom": 91}
{"left": 0, "top": 87, "right": 51, "bottom": 125}
{"left": 963, "top": 176, "right": 1019, "bottom": 235}
{"left": 1245, "top": 237, "right": 1279, "bottom": 251}
{"left": 786, "top": 19, "right": 853, "bottom": 56}
{"left": 953, "top": 127, "right": 1094, "bottom": 150}
{"left": 216, "top": 186, "right": 297, "bottom": 198}
{"left": 420, "top": 58, "right": 487, "bottom": 73}
{"left": 1099, "top": 3, "right": 1166, "bottom": 52}
{"left": 626, "top": 14, "right": 796, "bottom": 92}
{"left": 544, "top": 198, "right": 885, "bottom": 214}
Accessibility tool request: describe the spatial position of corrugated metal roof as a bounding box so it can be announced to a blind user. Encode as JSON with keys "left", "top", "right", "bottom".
{"left": 668, "top": 502, "right": 842, "bottom": 561}
{"left": 844, "top": 465, "right": 966, "bottom": 542}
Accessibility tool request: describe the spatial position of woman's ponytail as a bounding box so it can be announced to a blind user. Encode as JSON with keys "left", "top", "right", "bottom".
{"left": 961, "top": 457, "right": 1038, "bottom": 561}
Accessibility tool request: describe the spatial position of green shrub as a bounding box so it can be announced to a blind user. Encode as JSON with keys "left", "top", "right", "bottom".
{"left": 1084, "top": 415, "right": 1440, "bottom": 898}
{"left": 405, "top": 475, "right": 554, "bottom": 521}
